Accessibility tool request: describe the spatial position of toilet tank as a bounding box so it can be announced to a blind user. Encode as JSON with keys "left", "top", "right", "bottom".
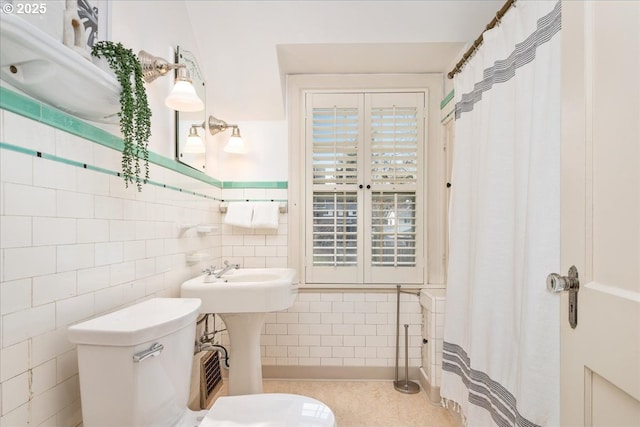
{"left": 68, "top": 298, "right": 201, "bottom": 427}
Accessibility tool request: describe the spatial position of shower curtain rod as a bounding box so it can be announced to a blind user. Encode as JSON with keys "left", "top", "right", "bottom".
{"left": 447, "top": 0, "right": 516, "bottom": 79}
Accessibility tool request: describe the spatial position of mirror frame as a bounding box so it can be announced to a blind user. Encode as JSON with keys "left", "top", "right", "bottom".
{"left": 174, "top": 46, "right": 207, "bottom": 171}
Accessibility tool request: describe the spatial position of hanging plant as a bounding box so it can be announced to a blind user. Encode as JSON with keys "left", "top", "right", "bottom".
{"left": 92, "top": 41, "right": 152, "bottom": 191}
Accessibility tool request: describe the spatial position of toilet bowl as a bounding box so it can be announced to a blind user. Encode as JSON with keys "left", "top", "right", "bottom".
{"left": 67, "top": 298, "right": 336, "bottom": 427}
{"left": 201, "top": 393, "right": 335, "bottom": 427}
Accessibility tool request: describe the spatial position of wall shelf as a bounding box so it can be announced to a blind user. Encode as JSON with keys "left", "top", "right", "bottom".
{"left": 196, "top": 225, "right": 217, "bottom": 234}
{"left": 177, "top": 224, "right": 217, "bottom": 234}
{"left": 186, "top": 252, "right": 211, "bottom": 265}
{"left": 0, "top": 13, "right": 121, "bottom": 123}
{"left": 219, "top": 201, "right": 287, "bottom": 213}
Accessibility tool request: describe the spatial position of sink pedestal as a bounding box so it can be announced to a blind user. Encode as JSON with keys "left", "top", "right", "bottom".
{"left": 180, "top": 268, "right": 298, "bottom": 396}
{"left": 219, "top": 312, "right": 265, "bottom": 395}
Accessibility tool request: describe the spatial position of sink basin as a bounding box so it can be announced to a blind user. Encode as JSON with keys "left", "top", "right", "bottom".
{"left": 180, "top": 268, "right": 298, "bottom": 314}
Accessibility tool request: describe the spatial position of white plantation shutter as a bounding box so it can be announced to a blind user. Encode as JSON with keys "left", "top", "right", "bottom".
{"left": 306, "top": 93, "right": 364, "bottom": 283}
{"left": 306, "top": 91, "right": 424, "bottom": 285}
{"left": 365, "top": 92, "right": 423, "bottom": 283}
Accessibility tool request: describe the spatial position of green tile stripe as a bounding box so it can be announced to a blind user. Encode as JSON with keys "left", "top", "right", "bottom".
{"left": 40, "top": 105, "right": 124, "bottom": 152}
{"left": 440, "top": 90, "right": 455, "bottom": 110}
{"left": 0, "top": 141, "right": 217, "bottom": 199}
{"left": 0, "top": 86, "right": 286, "bottom": 190}
{"left": 222, "top": 181, "right": 288, "bottom": 189}
{"left": 0, "top": 87, "right": 41, "bottom": 120}
{"left": 0, "top": 140, "right": 36, "bottom": 156}
{"left": 440, "top": 108, "right": 455, "bottom": 124}
{"left": 222, "top": 198, "right": 288, "bottom": 203}
{"left": 1, "top": 86, "right": 228, "bottom": 188}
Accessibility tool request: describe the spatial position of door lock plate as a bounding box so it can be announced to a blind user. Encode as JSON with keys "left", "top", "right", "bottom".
{"left": 547, "top": 265, "right": 579, "bottom": 328}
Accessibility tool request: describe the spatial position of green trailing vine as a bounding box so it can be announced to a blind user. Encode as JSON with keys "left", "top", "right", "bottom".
{"left": 92, "top": 41, "right": 152, "bottom": 191}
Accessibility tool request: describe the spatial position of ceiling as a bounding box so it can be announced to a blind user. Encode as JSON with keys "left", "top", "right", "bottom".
{"left": 184, "top": 1, "right": 504, "bottom": 121}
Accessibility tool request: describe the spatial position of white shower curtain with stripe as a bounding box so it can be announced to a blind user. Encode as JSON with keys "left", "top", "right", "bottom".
{"left": 441, "top": 2, "right": 561, "bottom": 426}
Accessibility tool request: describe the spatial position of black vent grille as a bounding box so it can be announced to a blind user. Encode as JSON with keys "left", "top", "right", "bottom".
{"left": 200, "top": 351, "right": 222, "bottom": 409}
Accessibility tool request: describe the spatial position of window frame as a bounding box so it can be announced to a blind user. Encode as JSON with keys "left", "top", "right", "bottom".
{"left": 287, "top": 74, "right": 446, "bottom": 289}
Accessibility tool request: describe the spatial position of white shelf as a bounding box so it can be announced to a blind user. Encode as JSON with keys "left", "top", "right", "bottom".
{"left": 196, "top": 225, "right": 217, "bottom": 234}
{"left": 0, "top": 13, "right": 121, "bottom": 123}
{"left": 177, "top": 224, "right": 217, "bottom": 234}
{"left": 186, "top": 252, "right": 210, "bottom": 265}
{"left": 219, "top": 201, "right": 287, "bottom": 213}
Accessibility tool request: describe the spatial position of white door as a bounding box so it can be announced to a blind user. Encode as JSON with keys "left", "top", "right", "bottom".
{"left": 560, "top": 2, "right": 640, "bottom": 426}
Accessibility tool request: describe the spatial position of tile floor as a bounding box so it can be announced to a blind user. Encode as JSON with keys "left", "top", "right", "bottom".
{"left": 212, "top": 380, "right": 458, "bottom": 427}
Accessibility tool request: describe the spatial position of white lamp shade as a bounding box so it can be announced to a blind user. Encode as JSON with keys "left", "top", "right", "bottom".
{"left": 165, "top": 80, "right": 204, "bottom": 112}
{"left": 224, "top": 135, "right": 247, "bottom": 154}
{"left": 184, "top": 134, "right": 206, "bottom": 153}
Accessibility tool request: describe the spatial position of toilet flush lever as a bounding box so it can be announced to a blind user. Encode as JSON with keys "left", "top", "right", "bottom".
{"left": 133, "top": 342, "right": 164, "bottom": 363}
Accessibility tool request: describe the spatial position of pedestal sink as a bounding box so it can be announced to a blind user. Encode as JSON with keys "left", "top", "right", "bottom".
{"left": 181, "top": 268, "right": 298, "bottom": 396}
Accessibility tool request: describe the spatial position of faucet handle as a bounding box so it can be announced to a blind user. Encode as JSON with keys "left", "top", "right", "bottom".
{"left": 202, "top": 265, "right": 216, "bottom": 275}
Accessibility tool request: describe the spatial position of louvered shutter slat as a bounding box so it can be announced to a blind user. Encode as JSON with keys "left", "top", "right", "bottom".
{"left": 311, "top": 192, "right": 358, "bottom": 267}
{"left": 370, "top": 106, "right": 419, "bottom": 186}
{"left": 370, "top": 192, "right": 417, "bottom": 268}
{"left": 312, "top": 107, "right": 359, "bottom": 187}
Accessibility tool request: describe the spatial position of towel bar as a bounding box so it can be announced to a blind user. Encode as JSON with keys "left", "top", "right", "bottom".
{"left": 219, "top": 201, "right": 287, "bottom": 214}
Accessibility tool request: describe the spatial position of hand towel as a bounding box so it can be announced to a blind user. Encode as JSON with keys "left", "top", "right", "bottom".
{"left": 223, "top": 202, "right": 253, "bottom": 228}
{"left": 251, "top": 202, "right": 279, "bottom": 229}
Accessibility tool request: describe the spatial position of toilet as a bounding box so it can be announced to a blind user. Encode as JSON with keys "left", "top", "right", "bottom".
{"left": 67, "top": 298, "right": 336, "bottom": 427}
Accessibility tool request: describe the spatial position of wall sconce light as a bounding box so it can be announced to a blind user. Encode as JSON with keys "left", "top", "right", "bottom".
{"left": 208, "top": 116, "right": 247, "bottom": 154}
{"left": 183, "top": 124, "right": 206, "bottom": 154}
{"left": 138, "top": 50, "right": 204, "bottom": 112}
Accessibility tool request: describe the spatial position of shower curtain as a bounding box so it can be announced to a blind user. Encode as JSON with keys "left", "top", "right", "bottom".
{"left": 441, "top": 2, "right": 561, "bottom": 426}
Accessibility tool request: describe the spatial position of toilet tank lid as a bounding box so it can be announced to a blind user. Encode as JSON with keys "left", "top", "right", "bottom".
{"left": 67, "top": 298, "right": 201, "bottom": 346}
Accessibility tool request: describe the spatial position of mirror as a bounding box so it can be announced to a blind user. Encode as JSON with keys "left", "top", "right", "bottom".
{"left": 175, "top": 46, "right": 206, "bottom": 171}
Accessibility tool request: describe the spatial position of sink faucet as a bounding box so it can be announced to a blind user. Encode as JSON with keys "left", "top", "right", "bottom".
{"left": 213, "top": 260, "right": 240, "bottom": 278}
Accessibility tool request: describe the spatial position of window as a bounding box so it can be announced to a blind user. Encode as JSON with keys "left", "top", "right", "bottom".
{"left": 288, "top": 75, "right": 446, "bottom": 288}
{"left": 305, "top": 92, "right": 425, "bottom": 285}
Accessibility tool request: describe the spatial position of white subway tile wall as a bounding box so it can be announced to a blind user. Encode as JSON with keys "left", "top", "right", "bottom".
{"left": 0, "top": 110, "right": 221, "bottom": 426}
{"left": 219, "top": 188, "right": 288, "bottom": 269}
{"left": 217, "top": 189, "right": 423, "bottom": 370}
{"left": 215, "top": 291, "right": 423, "bottom": 370}
{"left": 1, "top": 106, "right": 438, "bottom": 427}
{"left": 420, "top": 289, "right": 446, "bottom": 387}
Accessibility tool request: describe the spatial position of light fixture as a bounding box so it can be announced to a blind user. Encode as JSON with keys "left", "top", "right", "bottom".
{"left": 207, "top": 116, "right": 247, "bottom": 154}
{"left": 165, "top": 68, "right": 204, "bottom": 112}
{"left": 224, "top": 127, "right": 247, "bottom": 154}
{"left": 183, "top": 125, "right": 206, "bottom": 154}
{"left": 138, "top": 50, "right": 204, "bottom": 112}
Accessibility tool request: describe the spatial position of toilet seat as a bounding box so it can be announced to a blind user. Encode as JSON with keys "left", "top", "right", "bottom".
{"left": 199, "top": 393, "right": 336, "bottom": 427}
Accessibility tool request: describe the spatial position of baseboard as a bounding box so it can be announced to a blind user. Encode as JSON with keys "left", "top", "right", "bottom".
{"left": 262, "top": 365, "right": 421, "bottom": 381}
{"left": 418, "top": 367, "right": 442, "bottom": 405}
